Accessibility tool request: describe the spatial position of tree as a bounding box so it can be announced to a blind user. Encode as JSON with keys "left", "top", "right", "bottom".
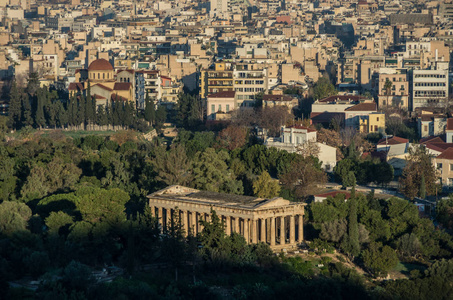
{"left": 162, "top": 209, "right": 187, "bottom": 282}
{"left": 313, "top": 77, "right": 338, "bottom": 100}
{"left": 343, "top": 197, "right": 360, "bottom": 257}
{"left": 320, "top": 219, "right": 347, "bottom": 243}
{"left": 76, "top": 187, "right": 129, "bottom": 225}
{"left": 436, "top": 197, "right": 453, "bottom": 230}
{"left": 399, "top": 146, "right": 438, "bottom": 199}
{"left": 34, "top": 88, "right": 47, "bottom": 129}
{"left": 362, "top": 242, "right": 398, "bottom": 278}
{"left": 21, "top": 91, "right": 33, "bottom": 127}
{"left": 152, "top": 144, "right": 192, "bottom": 186}
{"left": 420, "top": 173, "right": 426, "bottom": 199}
{"left": 26, "top": 72, "right": 39, "bottom": 96}
{"left": 144, "top": 93, "right": 155, "bottom": 125}
{"left": 216, "top": 125, "right": 248, "bottom": 151}
{"left": 373, "top": 162, "right": 394, "bottom": 186}
{"left": 192, "top": 148, "right": 243, "bottom": 195}
{"left": 0, "top": 201, "right": 32, "bottom": 236}
{"left": 334, "top": 159, "right": 356, "bottom": 188}
{"left": 384, "top": 78, "right": 393, "bottom": 108}
{"left": 252, "top": 171, "right": 280, "bottom": 198}
{"left": 45, "top": 211, "right": 74, "bottom": 236}
{"left": 155, "top": 105, "right": 167, "bottom": 128}
{"left": 176, "top": 93, "right": 202, "bottom": 129}
{"left": 198, "top": 210, "right": 229, "bottom": 257}
{"left": 8, "top": 81, "right": 22, "bottom": 129}
{"left": 280, "top": 156, "right": 327, "bottom": 200}
{"left": 396, "top": 233, "right": 422, "bottom": 259}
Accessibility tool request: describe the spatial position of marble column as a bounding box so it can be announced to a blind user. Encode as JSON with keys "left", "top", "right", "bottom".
{"left": 150, "top": 206, "right": 155, "bottom": 217}
{"left": 243, "top": 218, "right": 249, "bottom": 243}
{"left": 251, "top": 219, "right": 258, "bottom": 243}
{"left": 225, "top": 216, "right": 231, "bottom": 235}
{"left": 289, "top": 215, "right": 295, "bottom": 244}
{"left": 260, "top": 218, "right": 266, "bottom": 243}
{"left": 191, "top": 211, "right": 197, "bottom": 235}
{"left": 157, "top": 207, "right": 163, "bottom": 232}
{"left": 298, "top": 215, "right": 303, "bottom": 242}
{"left": 234, "top": 217, "right": 240, "bottom": 233}
{"left": 280, "top": 216, "right": 285, "bottom": 245}
{"left": 157, "top": 207, "right": 163, "bottom": 221}
{"left": 166, "top": 208, "right": 172, "bottom": 229}
{"left": 270, "top": 217, "right": 276, "bottom": 246}
{"left": 181, "top": 210, "right": 188, "bottom": 235}
{"left": 198, "top": 213, "right": 204, "bottom": 232}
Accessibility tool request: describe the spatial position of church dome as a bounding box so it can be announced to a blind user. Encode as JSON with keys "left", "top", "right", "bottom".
{"left": 88, "top": 59, "right": 113, "bottom": 71}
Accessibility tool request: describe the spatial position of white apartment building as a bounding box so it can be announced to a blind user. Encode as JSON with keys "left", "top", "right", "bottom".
{"left": 265, "top": 126, "right": 337, "bottom": 172}
{"left": 233, "top": 66, "right": 268, "bottom": 108}
{"left": 412, "top": 69, "right": 449, "bottom": 110}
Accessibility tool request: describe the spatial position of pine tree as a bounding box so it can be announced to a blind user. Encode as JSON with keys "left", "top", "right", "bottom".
{"left": 8, "top": 81, "right": 22, "bottom": 129}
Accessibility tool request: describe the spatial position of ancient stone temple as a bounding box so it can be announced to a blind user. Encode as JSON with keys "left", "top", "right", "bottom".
{"left": 147, "top": 185, "right": 306, "bottom": 250}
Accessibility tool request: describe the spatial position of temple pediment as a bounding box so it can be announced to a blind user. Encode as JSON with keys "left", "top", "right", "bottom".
{"left": 257, "top": 197, "right": 291, "bottom": 208}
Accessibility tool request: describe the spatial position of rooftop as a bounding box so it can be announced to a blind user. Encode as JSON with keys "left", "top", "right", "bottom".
{"left": 377, "top": 136, "right": 409, "bottom": 145}
{"left": 207, "top": 91, "right": 236, "bottom": 98}
{"left": 148, "top": 185, "right": 302, "bottom": 210}
{"left": 437, "top": 147, "right": 453, "bottom": 160}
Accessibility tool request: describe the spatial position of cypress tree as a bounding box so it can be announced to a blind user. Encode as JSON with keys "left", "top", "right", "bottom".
{"left": 21, "top": 93, "right": 33, "bottom": 127}
{"left": 34, "top": 88, "right": 46, "bottom": 129}
{"left": 8, "top": 81, "right": 22, "bottom": 129}
{"left": 105, "top": 100, "right": 111, "bottom": 130}
{"left": 144, "top": 93, "right": 155, "bottom": 125}
{"left": 55, "top": 101, "right": 67, "bottom": 128}
{"left": 96, "top": 103, "right": 107, "bottom": 128}
{"left": 77, "top": 95, "right": 85, "bottom": 130}
{"left": 347, "top": 196, "right": 360, "bottom": 257}
{"left": 420, "top": 173, "right": 426, "bottom": 199}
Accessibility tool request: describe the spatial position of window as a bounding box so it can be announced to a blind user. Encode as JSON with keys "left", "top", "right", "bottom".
{"left": 374, "top": 125, "right": 378, "bottom": 132}
{"left": 449, "top": 178, "right": 453, "bottom": 186}
{"left": 437, "top": 163, "right": 443, "bottom": 169}
{"left": 218, "top": 104, "right": 222, "bottom": 112}
{"left": 211, "top": 104, "right": 215, "bottom": 113}
{"left": 376, "top": 117, "right": 379, "bottom": 122}
{"left": 226, "top": 104, "right": 230, "bottom": 112}
{"left": 424, "top": 125, "right": 428, "bottom": 131}
{"left": 450, "top": 164, "right": 453, "bottom": 171}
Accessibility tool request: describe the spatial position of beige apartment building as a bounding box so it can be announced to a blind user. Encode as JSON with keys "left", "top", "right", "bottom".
{"left": 377, "top": 70, "right": 409, "bottom": 110}
{"left": 206, "top": 91, "right": 236, "bottom": 120}
{"left": 148, "top": 185, "right": 306, "bottom": 249}
{"left": 433, "top": 148, "right": 453, "bottom": 187}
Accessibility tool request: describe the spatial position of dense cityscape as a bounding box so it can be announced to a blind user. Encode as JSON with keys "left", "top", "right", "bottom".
{"left": 1, "top": 0, "right": 453, "bottom": 299}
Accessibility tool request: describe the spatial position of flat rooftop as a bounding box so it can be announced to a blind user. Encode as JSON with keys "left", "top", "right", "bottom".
{"left": 148, "top": 185, "right": 301, "bottom": 210}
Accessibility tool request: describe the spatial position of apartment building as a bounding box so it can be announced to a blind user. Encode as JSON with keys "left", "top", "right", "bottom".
{"left": 207, "top": 91, "right": 236, "bottom": 120}
{"left": 233, "top": 63, "right": 268, "bottom": 108}
{"left": 200, "top": 62, "right": 234, "bottom": 99}
{"left": 377, "top": 69, "right": 409, "bottom": 110}
{"left": 412, "top": 68, "right": 449, "bottom": 111}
